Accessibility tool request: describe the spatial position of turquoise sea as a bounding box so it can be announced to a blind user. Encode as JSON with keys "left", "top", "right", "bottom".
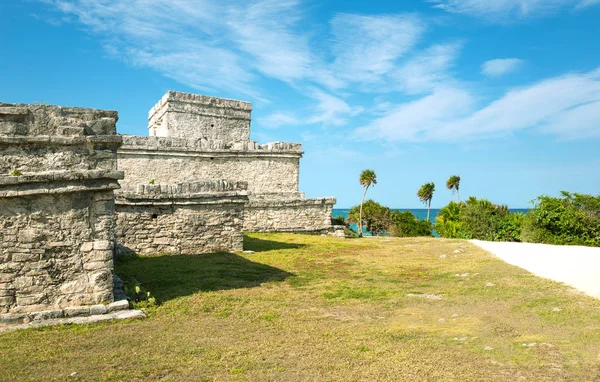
{"left": 332, "top": 208, "right": 529, "bottom": 236}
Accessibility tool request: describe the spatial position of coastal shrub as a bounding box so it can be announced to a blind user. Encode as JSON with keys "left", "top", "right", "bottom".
{"left": 348, "top": 200, "right": 392, "bottom": 236}
{"left": 521, "top": 192, "right": 600, "bottom": 246}
{"left": 389, "top": 210, "right": 432, "bottom": 237}
{"left": 331, "top": 215, "right": 346, "bottom": 226}
{"left": 435, "top": 198, "right": 522, "bottom": 241}
{"left": 434, "top": 202, "right": 467, "bottom": 239}
{"left": 348, "top": 200, "right": 431, "bottom": 237}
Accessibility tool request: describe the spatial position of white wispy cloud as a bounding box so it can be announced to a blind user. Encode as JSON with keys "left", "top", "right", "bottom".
{"left": 307, "top": 89, "right": 364, "bottom": 127}
{"left": 355, "top": 68, "right": 600, "bottom": 141}
{"left": 391, "top": 42, "right": 463, "bottom": 94}
{"left": 482, "top": 58, "right": 524, "bottom": 77}
{"left": 429, "top": 0, "right": 600, "bottom": 20}
{"left": 328, "top": 13, "right": 426, "bottom": 86}
{"left": 256, "top": 113, "right": 301, "bottom": 129}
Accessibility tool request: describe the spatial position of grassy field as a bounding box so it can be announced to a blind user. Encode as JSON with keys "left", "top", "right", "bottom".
{"left": 2, "top": 233, "right": 600, "bottom": 381}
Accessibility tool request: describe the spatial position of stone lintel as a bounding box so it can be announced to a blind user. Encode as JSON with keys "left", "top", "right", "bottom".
{"left": 148, "top": 90, "right": 252, "bottom": 122}
{"left": 246, "top": 197, "right": 337, "bottom": 208}
{"left": 118, "top": 136, "right": 303, "bottom": 157}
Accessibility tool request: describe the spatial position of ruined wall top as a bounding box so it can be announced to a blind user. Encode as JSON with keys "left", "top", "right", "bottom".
{"left": 148, "top": 91, "right": 252, "bottom": 143}
{"left": 0, "top": 103, "right": 118, "bottom": 137}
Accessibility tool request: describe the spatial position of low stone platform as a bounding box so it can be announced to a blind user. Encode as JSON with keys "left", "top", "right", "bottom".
{"left": 0, "top": 307, "right": 145, "bottom": 334}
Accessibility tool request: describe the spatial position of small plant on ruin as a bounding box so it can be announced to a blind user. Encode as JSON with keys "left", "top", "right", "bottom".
{"left": 9, "top": 169, "right": 22, "bottom": 176}
{"left": 125, "top": 280, "right": 158, "bottom": 309}
{"left": 149, "top": 178, "right": 155, "bottom": 184}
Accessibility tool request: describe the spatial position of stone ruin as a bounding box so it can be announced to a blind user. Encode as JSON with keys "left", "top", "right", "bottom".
{"left": 0, "top": 103, "right": 130, "bottom": 321}
{"left": 117, "top": 91, "right": 336, "bottom": 237}
{"left": 0, "top": 90, "right": 336, "bottom": 322}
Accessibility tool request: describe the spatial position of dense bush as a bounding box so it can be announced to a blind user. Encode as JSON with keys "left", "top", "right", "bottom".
{"left": 389, "top": 210, "right": 433, "bottom": 237}
{"left": 521, "top": 192, "right": 600, "bottom": 246}
{"left": 348, "top": 200, "right": 432, "bottom": 237}
{"left": 435, "top": 197, "right": 522, "bottom": 241}
{"left": 331, "top": 215, "right": 346, "bottom": 226}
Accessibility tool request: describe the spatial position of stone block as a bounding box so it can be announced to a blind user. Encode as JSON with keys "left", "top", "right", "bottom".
{"left": 107, "top": 299, "right": 129, "bottom": 312}
{"left": 30, "top": 309, "right": 63, "bottom": 321}
{"left": 64, "top": 306, "right": 91, "bottom": 317}
{"left": 93, "top": 240, "right": 113, "bottom": 250}
{"left": 89, "top": 304, "right": 108, "bottom": 315}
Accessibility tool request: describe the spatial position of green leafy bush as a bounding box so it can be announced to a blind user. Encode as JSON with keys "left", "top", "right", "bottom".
{"left": 348, "top": 200, "right": 431, "bottom": 237}
{"left": 521, "top": 192, "right": 600, "bottom": 246}
{"left": 435, "top": 198, "right": 522, "bottom": 241}
{"left": 389, "top": 210, "right": 432, "bottom": 237}
{"left": 125, "top": 280, "right": 158, "bottom": 309}
{"left": 331, "top": 215, "right": 346, "bottom": 226}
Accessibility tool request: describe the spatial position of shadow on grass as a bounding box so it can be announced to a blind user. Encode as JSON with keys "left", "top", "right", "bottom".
{"left": 116, "top": 252, "right": 293, "bottom": 303}
{"left": 244, "top": 235, "right": 306, "bottom": 252}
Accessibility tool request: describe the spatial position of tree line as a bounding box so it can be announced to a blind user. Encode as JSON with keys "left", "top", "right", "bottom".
{"left": 332, "top": 169, "right": 599, "bottom": 247}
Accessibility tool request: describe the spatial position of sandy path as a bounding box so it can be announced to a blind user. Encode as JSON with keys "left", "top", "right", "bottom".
{"left": 470, "top": 240, "right": 600, "bottom": 299}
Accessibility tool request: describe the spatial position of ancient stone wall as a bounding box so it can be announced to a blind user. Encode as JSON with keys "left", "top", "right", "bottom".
{"left": 0, "top": 103, "right": 123, "bottom": 314}
{"left": 117, "top": 136, "right": 301, "bottom": 195}
{"left": 115, "top": 180, "right": 248, "bottom": 254}
{"left": 244, "top": 198, "right": 336, "bottom": 233}
{"left": 149, "top": 91, "right": 252, "bottom": 142}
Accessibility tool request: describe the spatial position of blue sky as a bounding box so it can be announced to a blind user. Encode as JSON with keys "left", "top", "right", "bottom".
{"left": 1, "top": 0, "right": 599, "bottom": 208}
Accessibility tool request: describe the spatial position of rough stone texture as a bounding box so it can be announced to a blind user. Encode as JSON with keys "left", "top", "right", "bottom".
{"left": 148, "top": 91, "right": 252, "bottom": 142}
{"left": 0, "top": 103, "right": 122, "bottom": 314}
{"left": 115, "top": 180, "right": 248, "bottom": 254}
{"left": 118, "top": 136, "right": 301, "bottom": 194}
{"left": 0, "top": 309, "right": 145, "bottom": 333}
{"left": 244, "top": 198, "right": 336, "bottom": 233}
{"left": 117, "top": 91, "right": 336, "bottom": 234}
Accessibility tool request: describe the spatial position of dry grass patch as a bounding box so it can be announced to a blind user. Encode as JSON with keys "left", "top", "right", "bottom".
{"left": 1, "top": 233, "right": 600, "bottom": 381}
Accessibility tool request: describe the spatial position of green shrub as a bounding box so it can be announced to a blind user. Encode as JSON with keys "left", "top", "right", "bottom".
{"left": 389, "top": 210, "right": 432, "bottom": 237}
{"left": 331, "top": 215, "right": 346, "bottom": 226}
{"left": 521, "top": 192, "right": 600, "bottom": 246}
{"left": 435, "top": 198, "right": 522, "bottom": 241}
{"left": 9, "top": 169, "right": 22, "bottom": 176}
{"left": 348, "top": 200, "right": 392, "bottom": 236}
{"left": 348, "top": 200, "right": 431, "bottom": 237}
{"left": 125, "top": 280, "right": 158, "bottom": 309}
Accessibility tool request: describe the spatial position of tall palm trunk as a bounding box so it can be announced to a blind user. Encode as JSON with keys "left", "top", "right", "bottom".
{"left": 457, "top": 189, "right": 461, "bottom": 204}
{"left": 426, "top": 198, "right": 431, "bottom": 222}
{"left": 358, "top": 185, "right": 369, "bottom": 237}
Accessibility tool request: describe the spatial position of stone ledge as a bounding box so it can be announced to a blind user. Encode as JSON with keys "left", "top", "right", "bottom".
{"left": 119, "top": 136, "right": 303, "bottom": 154}
{"left": 246, "top": 197, "right": 337, "bottom": 208}
{"left": 0, "top": 169, "right": 124, "bottom": 186}
{"left": 133, "top": 180, "right": 248, "bottom": 195}
{"left": 0, "top": 309, "right": 145, "bottom": 334}
{"left": 148, "top": 90, "right": 252, "bottom": 120}
{"left": 116, "top": 194, "right": 249, "bottom": 206}
{"left": 0, "top": 135, "right": 122, "bottom": 146}
{"left": 0, "top": 299, "right": 132, "bottom": 327}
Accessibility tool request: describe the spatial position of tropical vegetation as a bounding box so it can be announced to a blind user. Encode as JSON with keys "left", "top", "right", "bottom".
{"left": 347, "top": 200, "right": 432, "bottom": 237}
{"left": 417, "top": 182, "right": 435, "bottom": 222}
{"left": 358, "top": 169, "right": 377, "bottom": 237}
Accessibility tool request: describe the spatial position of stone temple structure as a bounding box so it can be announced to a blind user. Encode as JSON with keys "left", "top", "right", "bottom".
{"left": 0, "top": 91, "right": 336, "bottom": 321}
{"left": 116, "top": 91, "right": 336, "bottom": 237}
{"left": 0, "top": 103, "right": 123, "bottom": 316}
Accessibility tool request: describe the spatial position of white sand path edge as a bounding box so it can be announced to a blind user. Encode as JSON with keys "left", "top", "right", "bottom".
{"left": 470, "top": 240, "right": 600, "bottom": 299}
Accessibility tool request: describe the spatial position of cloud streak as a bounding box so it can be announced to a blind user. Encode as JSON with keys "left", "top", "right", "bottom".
{"left": 355, "top": 68, "right": 600, "bottom": 141}
{"left": 482, "top": 58, "right": 524, "bottom": 77}
{"left": 429, "top": 0, "right": 600, "bottom": 21}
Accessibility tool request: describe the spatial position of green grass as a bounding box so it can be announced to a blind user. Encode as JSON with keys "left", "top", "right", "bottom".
{"left": 2, "top": 233, "right": 600, "bottom": 381}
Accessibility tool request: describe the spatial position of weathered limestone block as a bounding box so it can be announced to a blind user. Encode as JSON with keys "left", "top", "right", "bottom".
{"left": 117, "top": 136, "right": 302, "bottom": 194}
{"left": 115, "top": 180, "right": 249, "bottom": 255}
{"left": 244, "top": 197, "right": 336, "bottom": 233}
{"left": 148, "top": 91, "right": 252, "bottom": 142}
{"left": 0, "top": 102, "right": 123, "bottom": 314}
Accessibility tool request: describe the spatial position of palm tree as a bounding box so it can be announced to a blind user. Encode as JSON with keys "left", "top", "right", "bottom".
{"left": 358, "top": 169, "right": 377, "bottom": 237}
{"left": 417, "top": 182, "right": 435, "bottom": 222}
{"left": 446, "top": 175, "right": 461, "bottom": 203}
